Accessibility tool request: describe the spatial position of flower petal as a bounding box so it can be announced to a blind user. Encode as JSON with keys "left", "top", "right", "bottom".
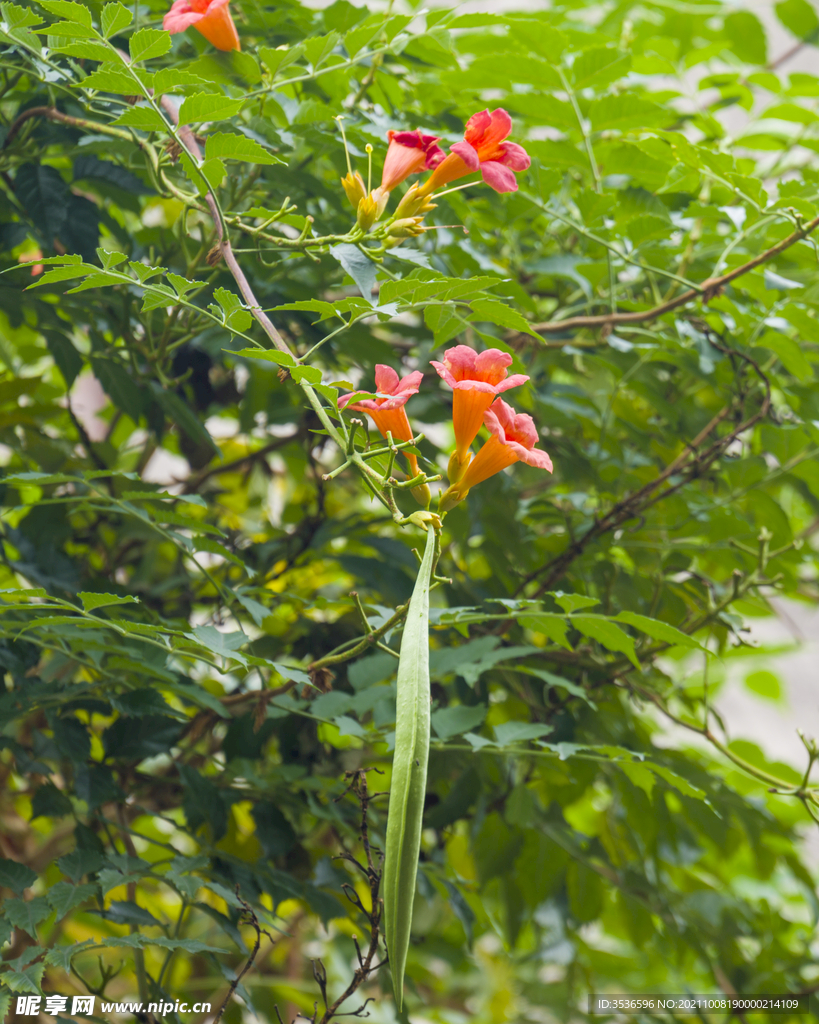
{"left": 499, "top": 141, "right": 531, "bottom": 171}
{"left": 449, "top": 141, "right": 480, "bottom": 172}
{"left": 480, "top": 160, "right": 519, "bottom": 193}
{"left": 474, "top": 347, "right": 513, "bottom": 385}
{"left": 164, "top": 0, "right": 203, "bottom": 31}
{"left": 494, "top": 373, "right": 531, "bottom": 393}
{"left": 463, "top": 109, "right": 492, "bottom": 146}
{"left": 397, "top": 369, "right": 424, "bottom": 395}
{"left": 374, "top": 364, "right": 401, "bottom": 396}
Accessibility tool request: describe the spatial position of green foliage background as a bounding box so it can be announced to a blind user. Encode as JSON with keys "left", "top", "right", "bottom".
{"left": 1, "top": 0, "right": 819, "bottom": 1020}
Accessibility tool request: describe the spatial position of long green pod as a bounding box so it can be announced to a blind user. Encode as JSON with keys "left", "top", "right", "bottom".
{"left": 382, "top": 525, "right": 436, "bottom": 1009}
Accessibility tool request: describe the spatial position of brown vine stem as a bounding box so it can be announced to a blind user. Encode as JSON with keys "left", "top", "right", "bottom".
{"left": 515, "top": 212, "right": 819, "bottom": 337}
{"left": 212, "top": 892, "right": 266, "bottom": 1024}
{"left": 1, "top": 105, "right": 133, "bottom": 147}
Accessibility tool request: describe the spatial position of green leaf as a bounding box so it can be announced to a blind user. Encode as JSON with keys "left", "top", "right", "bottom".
{"left": 745, "top": 669, "right": 782, "bottom": 702}
{"left": 550, "top": 592, "right": 600, "bottom": 614}
{"left": 757, "top": 330, "right": 812, "bottom": 380}
{"left": 81, "top": 64, "right": 140, "bottom": 94}
{"left": 1, "top": 963, "right": 45, "bottom": 993}
{"left": 47, "top": 883, "right": 97, "bottom": 921}
{"left": 105, "top": 900, "right": 160, "bottom": 927}
{"left": 153, "top": 386, "right": 219, "bottom": 458}
{"left": 42, "top": 331, "right": 83, "bottom": 388}
{"left": 90, "top": 356, "right": 145, "bottom": 422}
{"left": 129, "top": 26, "right": 171, "bottom": 62}
{"left": 302, "top": 30, "right": 340, "bottom": 69}
{"left": 101, "top": 1, "right": 131, "bottom": 37}
{"left": 39, "top": 0, "right": 92, "bottom": 26}
{"left": 571, "top": 615, "right": 640, "bottom": 668}
{"left": 44, "top": 938, "right": 96, "bottom": 968}
{"left": 468, "top": 297, "right": 539, "bottom": 338}
{"left": 724, "top": 10, "right": 767, "bottom": 63}
{"left": 493, "top": 722, "right": 552, "bottom": 745}
{"left": 588, "top": 94, "right": 667, "bottom": 131}
{"left": 57, "top": 848, "right": 104, "bottom": 882}
{"left": 517, "top": 613, "right": 572, "bottom": 650}
{"left": 3, "top": 896, "right": 51, "bottom": 937}
{"left": 204, "top": 131, "right": 282, "bottom": 165}
{"left": 0, "top": 858, "right": 37, "bottom": 895}
{"left": 30, "top": 782, "right": 73, "bottom": 819}
{"left": 431, "top": 703, "right": 487, "bottom": 741}
{"left": 232, "top": 347, "right": 296, "bottom": 367}
{"left": 330, "top": 243, "right": 376, "bottom": 300}
{"left": 776, "top": 0, "right": 819, "bottom": 37}
{"left": 258, "top": 42, "right": 305, "bottom": 76}
{"left": 616, "top": 611, "right": 702, "bottom": 649}
{"left": 178, "top": 93, "right": 244, "bottom": 125}
{"left": 78, "top": 592, "right": 139, "bottom": 612}
{"left": 112, "top": 106, "right": 168, "bottom": 132}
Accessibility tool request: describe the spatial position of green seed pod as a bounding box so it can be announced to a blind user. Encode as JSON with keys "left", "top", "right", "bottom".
{"left": 382, "top": 525, "right": 436, "bottom": 1010}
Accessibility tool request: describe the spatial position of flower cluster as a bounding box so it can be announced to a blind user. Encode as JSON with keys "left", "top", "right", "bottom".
{"left": 340, "top": 109, "right": 530, "bottom": 247}
{"left": 340, "top": 345, "right": 551, "bottom": 513}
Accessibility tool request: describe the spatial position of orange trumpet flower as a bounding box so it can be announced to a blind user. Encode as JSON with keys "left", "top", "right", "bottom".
{"left": 439, "top": 398, "right": 553, "bottom": 512}
{"left": 164, "top": 0, "right": 240, "bottom": 51}
{"left": 339, "top": 365, "right": 430, "bottom": 506}
{"left": 420, "top": 108, "right": 530, "bottom": 196}
{"left": 430, "top": 345, "right": 529, "bottom": 482}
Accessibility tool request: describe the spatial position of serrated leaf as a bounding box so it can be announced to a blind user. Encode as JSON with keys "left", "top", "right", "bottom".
{"left": 0, "top": 858, "right": 37, "bottom": 895}
{"left": 81, "top": 63, "right": 140, "bottom": 94}
{"left": 129, "top": 26, "right": 171, "bottom": 62}
{"left": 47, "top": 882, "right": 97, "bottom": 920}
{"left": 112, "top": 106, "right": 167, "bottom": 132}
{"left": 3, "top": 896, "right": 51, "bottom": 936}
{"left": 616, "top": 611, "right": 702, "bottom": 649}
{"left": 469, "top": 299, "right": 539, "bottom": 337}
{"left": 232, "top": 347, "right": 296, "bottom": 367}
{"left": 1, "top": 963, "right": 45, "bottom": 993}
{"left": 178, "top": 92, "right": 244, "bottom": 125}
{"left": 39, "top": 0, "right": 92, "bottom": 26}
{"left": 78, "top": 592, "right": 139, "bottom": 612}
{"left": 101, "top": 1, "right": 131, "bottom": 37}
{"left": 258, "top": 42, "right": 305, "bottom": 76}
{"left": 204, "top": 131, "right": 281, "bottom": 165}
{"left": 44, "top": 938, "right": 96, "bottom": 968}
{"left": 493, "top": 721, "right": 552, "bottom": 745}
{"left": 571, "top": 615, "right": 640, "bottom": 668}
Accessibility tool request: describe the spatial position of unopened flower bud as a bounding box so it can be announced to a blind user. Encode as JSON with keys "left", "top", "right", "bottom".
{"left": 370, "top": 185, "right": 390, "bottom": 218}
{"left": 341, "top": 171, "right": 367, "bottom": 209}
{"left": 411, "top": 482, "right": 432, "bottom": 508}
{"left": 394, "top": 183, "right": 437, "bottom": 219}
{"left": 388, "top": 217, "right": 424, "bottom": 238}
{"left": 408, "top": 509, "right": 441, "bottom": 531}
{"left": 447, "top": 450, "right": 471, "bottom": 484}
{"left": 356, "top": 193, "right": 379, "bottom": 231}
{"left": 438, "top": 484, "right": 467, "bottom": 513}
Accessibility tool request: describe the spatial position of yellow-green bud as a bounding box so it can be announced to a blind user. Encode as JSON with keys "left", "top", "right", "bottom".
{"left": 341, "top": 171, "right": 367, "bottom": 209}
{"left": 394, "top": 184, "right": 438, "bottom": 219}
{"left": 356, "top": 193, "right": 379, "bottom": 231}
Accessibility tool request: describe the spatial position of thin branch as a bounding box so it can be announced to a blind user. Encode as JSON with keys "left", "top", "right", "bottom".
{"left": 212, "top": 892, "right": 264, "bottom": 1024}
{"left": 513, "top": 212, "right": 819, "bottom": 337}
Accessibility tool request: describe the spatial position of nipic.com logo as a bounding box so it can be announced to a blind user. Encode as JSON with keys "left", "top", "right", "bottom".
{"left": 16, "top": 997, "right": 95, "bottom": 1016}
{"left": 13, "top": 996, "right": 213, "bottom": 1017}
